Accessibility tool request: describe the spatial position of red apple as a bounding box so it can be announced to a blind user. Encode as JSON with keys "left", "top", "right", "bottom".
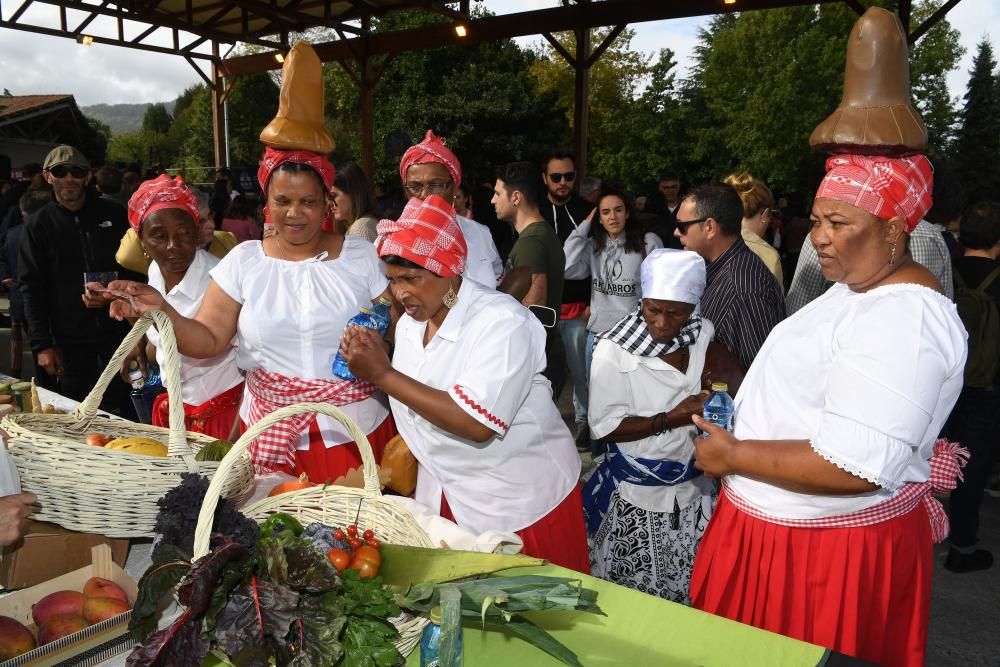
{"left": 82, "top": 577, "right": 128, "bottom": 603}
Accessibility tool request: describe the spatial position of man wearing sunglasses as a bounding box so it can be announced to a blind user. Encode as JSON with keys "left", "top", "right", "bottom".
{"left": 674, "top": 182, "right": 785, "bottom": 371}
{"left": 17, "top": 145, "right": 137, "bottom": 418}
{"left": 540, "top": 150, "right": 593, "bottom": 447}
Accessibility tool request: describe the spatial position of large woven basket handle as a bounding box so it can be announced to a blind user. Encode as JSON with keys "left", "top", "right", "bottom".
{"left": 192, "top": 402, "right": 379, "bottom": 559}
{"left": 73, "top": 310, "right": 195, "bottom": 471}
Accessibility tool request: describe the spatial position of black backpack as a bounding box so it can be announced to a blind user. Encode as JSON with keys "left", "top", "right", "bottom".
{"left": 953, "top": 264, "right": 1000, "bottom": 388}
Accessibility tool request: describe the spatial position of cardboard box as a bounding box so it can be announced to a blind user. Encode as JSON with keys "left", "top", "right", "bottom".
{"left": 0, "top": 521, "right": 129, "bottom": 590}
{"left": 0, "top": 544, "right": 138, "bottom": 666}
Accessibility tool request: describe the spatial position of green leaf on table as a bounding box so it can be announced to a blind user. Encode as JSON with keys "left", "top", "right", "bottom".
{"left": 288, "top": 590, "right": 346, "bottom": 666}
{"left": 126, "top": 608, "right": 211, "bottom": 667}
{"left": 178, "top": 537, "right": 250, "bottom": 616}
{"left": 341, "top": 616, "right": 403, "bottom": 667}
{"left": 204, "top": 557, "right": 255, "bottom": 634}
{"left": 214, "top": 578, "right": 299, "bottom": 659}
{"left": 129, "top": 557, "right": 191, "bottom": 643}
{"left": 485, "top": 615, "right": 585, "bottom": 667}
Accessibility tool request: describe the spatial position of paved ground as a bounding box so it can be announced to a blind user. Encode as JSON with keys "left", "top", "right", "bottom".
{"left": 553, "top": 383, "right": 1000, "bottom": 665}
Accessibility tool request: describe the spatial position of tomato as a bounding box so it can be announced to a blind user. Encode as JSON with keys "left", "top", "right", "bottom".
{"left": 362, "top": 528, "right": 374, "bottom": 540}
{"left": 327, "top": 548, "right": 351, "bottom": 571}
{"left": 347, "top": 524, "right": 358, "bottom": 537}
{"left": 355, "top": 559, "right": 379, "bottom": 579}
{"left": 366, "top": 538, "right": 381, "bottom": 549}
{"left": 352, "top": 545, "right": 381, "bottom": 567}
{"left": 85, "top": 433, "right": 110, "bottom": 447}
{"left": 348, "top": 536, "right": 363, "bottom": 550}
{"left": 333, "top": 528, "right": 345, "bottom": 541}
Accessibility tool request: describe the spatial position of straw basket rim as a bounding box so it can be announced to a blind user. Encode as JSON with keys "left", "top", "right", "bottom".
{"left": 4, "top": 311, "right": 254, "bottom": 538}
{"left": 194, "top": 401, "right": 433, "bottom": 656}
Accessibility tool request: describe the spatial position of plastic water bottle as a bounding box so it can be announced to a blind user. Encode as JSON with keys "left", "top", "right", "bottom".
{"left": 332, "top": 307, "right": 377, "bottom": 381}
{"left": 130, "top": 364, "right": 165, "bottom": 425}
{"left": 371, "top": 297, "right": 392, "bottom": 336}
{"left": 702, "top": 381, "right": 735, "bottom": 435}
{"left": 420, "top": 606, "right": 462, "bottom": 667}
{"left": 126, "top": 360, "right": 144, "bottom": 390}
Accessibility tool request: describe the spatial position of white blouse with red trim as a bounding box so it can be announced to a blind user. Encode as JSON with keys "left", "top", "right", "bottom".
{"left": 390, "top": 278, "right": 581, "bottom": 535}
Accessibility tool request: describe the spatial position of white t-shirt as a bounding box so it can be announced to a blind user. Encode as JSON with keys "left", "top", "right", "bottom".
{"left": 391, "top": 278, "right": 581, "bottom": 534}
{"left": 147, "top": 250, "right": 244, "bottom": 406}
{"left": 727, "top": 283, "right": 967, "bottom": 519}
{"left": 589, "top": 320, "right": 717, "bottom": 512}
{"left": 457, "top": 215, "right": 502, "bottom": 287}
{"left": 210, "top": 238, "right": 391, "bottom": 447}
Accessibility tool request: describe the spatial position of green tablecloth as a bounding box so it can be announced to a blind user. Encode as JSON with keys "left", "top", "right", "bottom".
{"left": 405, "top": 564, "right": 827, "bottom": 666}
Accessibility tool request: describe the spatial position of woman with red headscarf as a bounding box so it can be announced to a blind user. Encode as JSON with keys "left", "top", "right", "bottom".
{"left": 688, "top": 153, "right": 967, "bottom": 666}
{"left": 100, "top": 43, "right": 394, "bottom": 483}
{"left": 341, "top": 195, "right": 589, "bottom": 572}
{"left": 102, "top": 149, "right": 394, "bottom": 481}
{"left": 126, "top": 174, "right": 244, "bottom": 439}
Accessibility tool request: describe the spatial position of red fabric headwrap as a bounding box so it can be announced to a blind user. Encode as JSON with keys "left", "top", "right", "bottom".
{"left": 375, "top": 195, "right": 467, "bottom": 278}
{"left": 398, "top": 130, "right": 462, "bottom": 187}
{"left": 257, "top": 146, "right": 336, "bottom": 228}
{"left": 127, "top": 174, "right": 200, "bottom": 235}
{"left": 815, "top": 154, "right": 933, "bottom": 233}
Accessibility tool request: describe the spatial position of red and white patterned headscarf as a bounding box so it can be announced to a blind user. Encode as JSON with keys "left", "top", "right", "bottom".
{"left": 398, "top": 130, "right": 462, "bottom": 187}
{"left": 375, "top": 195, "right": 467, "bottom": 278}
{"left": 815, "top": 154, "right": 933, "bottom": 233}
{"left": 257, "top": 146, "right": 336, "bottom": 227}
{"left": 127, "top": 174, "right": 200, "bottom": 235}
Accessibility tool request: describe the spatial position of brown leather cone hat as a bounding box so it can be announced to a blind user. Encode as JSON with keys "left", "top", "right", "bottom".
{"left": 810, "top": 7, "right": 926, "bottom": 156}
{"left": 260, "top": 41, "right": 336, "bottom": 153}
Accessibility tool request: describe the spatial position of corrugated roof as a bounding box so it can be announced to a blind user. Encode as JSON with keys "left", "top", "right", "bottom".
{"left": 0, "top": 95, "right": 74, "bottom": 121}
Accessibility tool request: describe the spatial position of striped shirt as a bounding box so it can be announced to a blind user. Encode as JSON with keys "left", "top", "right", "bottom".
{"left": 701, "top": 239, "right": 786, "bottom": 371}
{"left": 785, "top": 219, "right": 953, "bottom": 315}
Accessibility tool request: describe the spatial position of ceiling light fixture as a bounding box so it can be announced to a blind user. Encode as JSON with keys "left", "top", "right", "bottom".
{"left": 454, "top": 24, "right": 468, "bottom": 38}
{"left": 274, "top": 52, "right": 285, "bottom": 63}
{"left": 78, "top": 34, "right": 94, "bottom": 46}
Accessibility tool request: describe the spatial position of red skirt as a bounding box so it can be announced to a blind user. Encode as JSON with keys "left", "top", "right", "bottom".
{"left": 441, "top": 484, "right": 591, "bottom": 574}
{"left": 151, "top": 382, "right": 244, "bottom": 441}
{"left": 290, "top": 414, "right": 396, "bottom": 484}
{"left": 690, "top": 491, "right": 932, "bottom": 667}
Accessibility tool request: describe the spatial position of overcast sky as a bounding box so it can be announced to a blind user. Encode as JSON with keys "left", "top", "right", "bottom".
{"left": 0, "top": 0, "right": 995, "bottom": 109}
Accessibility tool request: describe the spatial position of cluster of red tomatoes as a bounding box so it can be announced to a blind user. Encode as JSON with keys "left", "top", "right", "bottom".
{"left": 326, "top": 524, "right": 382, "bottom": 579}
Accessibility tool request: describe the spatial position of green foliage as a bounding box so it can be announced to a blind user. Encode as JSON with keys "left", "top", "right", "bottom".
{"left": 142, "top": 103, "right": 173, "bottom": 134}
{"left": 954, "top": 38, "right": 1000, "bottom": 201}
{"left": 325, "top": 9, "right": 563, "bottom": 188}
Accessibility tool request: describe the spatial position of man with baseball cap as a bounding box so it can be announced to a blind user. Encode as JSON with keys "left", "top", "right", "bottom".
{"left": 18, "top": 145, "right": 138, "bottom": 417}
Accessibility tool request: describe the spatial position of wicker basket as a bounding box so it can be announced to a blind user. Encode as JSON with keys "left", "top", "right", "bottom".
{"left": 193, "top": 402, "right": 433, "bottom": 656}
{"left": 2, "top": 310, "right": 254, "bottom": 538}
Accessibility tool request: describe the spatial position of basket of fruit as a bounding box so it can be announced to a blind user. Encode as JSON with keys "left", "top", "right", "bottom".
{"left": 1, "top": 310, "right": 254, "bottom": 538}
{"left": 192, "top": 401, "right": 436, "bottom": 655}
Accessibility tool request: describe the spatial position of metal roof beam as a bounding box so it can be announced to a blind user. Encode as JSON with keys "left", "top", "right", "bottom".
{"left": 0, "top": 17, "right": 217, "bottom": 59}
{"left": 223, "top": 0, "right": 836, "bottom": 76}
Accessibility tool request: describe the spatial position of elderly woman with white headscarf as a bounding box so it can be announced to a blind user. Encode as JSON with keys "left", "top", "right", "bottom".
{"left": 584, "top": 248, "right": 743, "bottom": 602}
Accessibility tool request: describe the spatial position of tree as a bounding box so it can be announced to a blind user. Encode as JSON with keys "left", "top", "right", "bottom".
{"left": 954, "top": 38, "right": 1000, "bottom": 201}
{"left": 322, "top": 9, "right": 564, "bottom": 189}
{"left": 908, "top": 2, "right": 965, "bottom": 158}
{"left": 680, "top": 2, "right": 963, "bottom": 202}
{"left": 529, "top": 27, "right": 654, "bottom": 188}
{"left": 141, "top": 103, "right": 172, "bottom": 134}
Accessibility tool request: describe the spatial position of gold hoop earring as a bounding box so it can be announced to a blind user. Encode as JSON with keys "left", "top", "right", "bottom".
{"left": 889, "top": 241, "right": 897, "bottom": 267}
{"left": 442, "top": 283, "right": 458, "bottom": 309}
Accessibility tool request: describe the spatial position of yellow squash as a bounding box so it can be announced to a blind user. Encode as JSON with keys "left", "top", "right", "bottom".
{"left": 104, "top": 437, "right": 168, "bottom": 457}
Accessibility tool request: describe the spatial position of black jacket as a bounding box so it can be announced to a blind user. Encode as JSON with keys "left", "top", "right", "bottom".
{"left": 541, "top": 194, "right": 593, "bottom": 306}
{"left": 18, "top": 196, "right": 138, "bottom": 352}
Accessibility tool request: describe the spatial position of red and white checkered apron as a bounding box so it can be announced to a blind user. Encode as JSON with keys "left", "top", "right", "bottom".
{"left": 245, "top": 368, "right": 376, "bottom": 474}
{"left": 724, "top": 439, "right": 969, "bottom": 542}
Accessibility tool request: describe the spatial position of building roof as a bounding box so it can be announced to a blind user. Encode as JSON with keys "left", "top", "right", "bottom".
{"left": 0, "top": 95, "right": 74, "bottom": 123}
